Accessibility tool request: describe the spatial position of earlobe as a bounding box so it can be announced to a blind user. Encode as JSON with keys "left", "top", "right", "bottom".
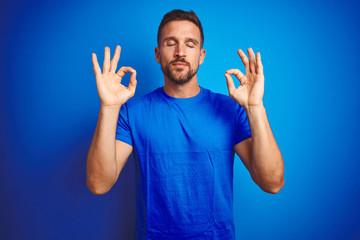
{"left": 155, "top": 47, "right": 160, "bottom": 63}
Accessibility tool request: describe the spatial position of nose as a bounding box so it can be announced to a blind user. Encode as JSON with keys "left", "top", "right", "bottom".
{"left": 175, "top": 44, "right": 186, "bottom": 58}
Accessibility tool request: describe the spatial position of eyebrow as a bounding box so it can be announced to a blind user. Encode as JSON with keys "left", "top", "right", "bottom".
{"left": 163, "top": 36, "right": 199, "bottom": 45}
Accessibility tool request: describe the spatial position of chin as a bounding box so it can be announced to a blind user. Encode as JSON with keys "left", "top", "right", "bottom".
{"left": 169, "top": 78, "right": 191, "bottom": 85}
{"left": 162, "top": 63, "right": 197, "bottom": 85}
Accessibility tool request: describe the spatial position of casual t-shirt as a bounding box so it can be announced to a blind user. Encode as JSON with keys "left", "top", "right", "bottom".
{"left": 116, "top": 86, "right": 251, "bottom": 240}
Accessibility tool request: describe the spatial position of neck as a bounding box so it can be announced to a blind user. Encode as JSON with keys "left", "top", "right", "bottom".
{"left": 163, "top": 75, "right": 201, "bottom": 98}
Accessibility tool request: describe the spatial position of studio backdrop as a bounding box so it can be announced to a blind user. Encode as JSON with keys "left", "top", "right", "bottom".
{"left": 1, "top": 0, "right": 359, "bottom": 239}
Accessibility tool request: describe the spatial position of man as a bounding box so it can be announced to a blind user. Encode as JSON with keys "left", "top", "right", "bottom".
{"left": 87, "top": 9, "right": 284, "bottom": 240}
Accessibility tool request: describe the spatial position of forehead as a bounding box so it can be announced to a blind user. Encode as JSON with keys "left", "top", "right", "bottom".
{"left": 161, "top": 20, "right": 201, "bottom": 41}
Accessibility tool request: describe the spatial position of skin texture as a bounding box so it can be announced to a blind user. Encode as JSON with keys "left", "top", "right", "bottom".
{"left": 87, "top": 46, "right": 136, "bottom": 195}
{"left": 156, "top": 21, "right": 204, "bottom": 86}
{"left": 225, "top": 48, "right": 284, "bottom": 193}
{"left": 92, "top": 46, "right": 137, "bottom": 107}
{"left": 87, "top": 20, "right": 284, "bottom": 195}
{"left": 155, "top": 20, "right": 206, "bottom": 98}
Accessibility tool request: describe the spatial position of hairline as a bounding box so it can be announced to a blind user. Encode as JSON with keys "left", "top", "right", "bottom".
{"left": 158, "top": 19, "right": 204, "bottom": 49}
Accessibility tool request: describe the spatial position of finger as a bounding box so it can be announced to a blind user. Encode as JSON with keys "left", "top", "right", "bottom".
{"left": 128, "top": 70, "right": 137, "bottom": 94}
{"left": 92, "top": 53, "right": 101, "bottom": 76}
{"left": 226, "top": 69, "right": 246, "bottom": 85}
{"left": 225, "top": 73, "right": 236, "bottom": 96}
{"left": 110, "top": 45, "right": 121, "bottom": 73}
{"left": 237, "top": 49, "right": 250, "bottom": 73}
{"left": 247, "top": 48, "right": 256, "bottom": 73}
{"left": 103, "top": 46, "right": 111, "bottom": 73}
{"left": 256, "top": 52, "right": 263, "bottom": 75}
{"left": 117, "top": 66, "right": 136, "bottom": 79}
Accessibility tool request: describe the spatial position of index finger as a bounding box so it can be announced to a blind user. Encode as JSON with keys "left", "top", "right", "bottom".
{"left": 226, "top": 69, "right": 246, "bottom": 86}
{"left": 117, "top": 66, "right": 136, "bottom": 78}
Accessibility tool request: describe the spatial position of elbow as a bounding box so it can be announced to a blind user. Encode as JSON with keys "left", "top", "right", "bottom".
{"left": 86, "top": 158, "right": 116, "bottom": 195}
{"left": 255, "top": 159, "right": 285, "bottom": 194}
{"left": 253, "top": 170, "right": 284, "bottom": 194}
{"left": 263, "top": 176, "right": 285, "bottom": 194}
{"left": 87, "top": 179, "right": 112, "bottom": 195}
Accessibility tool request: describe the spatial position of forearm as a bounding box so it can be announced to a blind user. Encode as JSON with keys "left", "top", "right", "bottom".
{"left": 245, "top": 104, "right": 284, "bottom": 193}
{"left": 87, "top": 105, "right": 121, "bottom": 195}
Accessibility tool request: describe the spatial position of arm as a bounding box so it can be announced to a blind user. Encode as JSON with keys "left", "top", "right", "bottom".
{"left": 234, "top": 107, "right": 284, "bottom": 193}
{"left": 87, "top": 107, "right": 133, "bottom": 195}
{"left": 225, "top": 48, "right": 284, "bottom": 194}
{"left": 87, "top": 45, "right": 137, "bottom": 195}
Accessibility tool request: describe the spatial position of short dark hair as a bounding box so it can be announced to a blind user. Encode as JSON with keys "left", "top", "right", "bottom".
{"left": 157, "top": 9, "right": 204, "bottom": 48}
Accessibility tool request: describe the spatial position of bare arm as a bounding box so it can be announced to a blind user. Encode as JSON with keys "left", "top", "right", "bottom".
{"left": 87, "top": 106, "right": 133, "bottom": 195}
{"left": 87, "top": 45, "right": 137, "bottom": 195}
{"left": 234, "top": 107, "right": 284, "bottom": 193}
{"left": 225, "top": 48, "right": 284, "bottom": 194}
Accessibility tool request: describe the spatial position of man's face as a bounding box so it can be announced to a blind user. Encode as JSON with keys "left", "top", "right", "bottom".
{"left": 155, "top": 20, "right": 206, "bottom": 85}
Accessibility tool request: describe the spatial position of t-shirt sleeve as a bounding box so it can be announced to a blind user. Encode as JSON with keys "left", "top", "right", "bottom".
{"left": 115, "top": 103, "right": 133, "bottom": 146}
{"left": 234, "top": 104, "right": 251, "bottom": 145}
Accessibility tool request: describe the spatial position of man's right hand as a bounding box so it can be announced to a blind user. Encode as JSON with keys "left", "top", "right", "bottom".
{"left": 92, "top": 45, "right": 137, "bottom": 108}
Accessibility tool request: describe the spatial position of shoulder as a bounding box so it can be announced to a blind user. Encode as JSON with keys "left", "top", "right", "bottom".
{"left": 202, "top": 87, "right": 238, "bottom": 107}
{"left": 202, "top": 87, "right": 247, "bottom": 118}
{"left": 125, "top": 87, "right": 163, "bottom": 108}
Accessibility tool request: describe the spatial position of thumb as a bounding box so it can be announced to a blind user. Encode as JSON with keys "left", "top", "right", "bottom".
{"left": 128, "top": 71, "right": 137, "bottom": 94}
{"left": 225, "top": 73, "right": 236, "bottom": 96}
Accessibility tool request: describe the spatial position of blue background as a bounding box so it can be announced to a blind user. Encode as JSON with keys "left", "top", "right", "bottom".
{"left": 1, "top": 0, "right": 359, "bottom": 239}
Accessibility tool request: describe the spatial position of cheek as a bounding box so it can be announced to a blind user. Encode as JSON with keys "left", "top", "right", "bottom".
{"left": 191, "top": 54, "right": 201, "bottom": 65}
{"left": 159, "top": 56, "right": 171, "bottom": 67}
{"left": 160, "top": 51, "right": 173, "bottom": 62}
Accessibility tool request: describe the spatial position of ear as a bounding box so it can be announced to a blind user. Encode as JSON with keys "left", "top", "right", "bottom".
{"left": 155, "top": 47, "right": 160, "bottom": 63}
{"left": 199, "top": 48, "right": 206, "bottom": 65}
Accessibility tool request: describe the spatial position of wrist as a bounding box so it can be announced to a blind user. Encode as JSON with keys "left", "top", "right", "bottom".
{"left": 243, "top": 102, "right": 265, "bottom": 113}
{"left": 100, "top": 104, "right": 122, "bottom": 112}
{"left": 244, "top": 103, "right": 267, "bottom": 127}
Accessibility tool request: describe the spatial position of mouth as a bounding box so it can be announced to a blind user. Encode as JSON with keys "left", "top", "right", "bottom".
{"left": 170, "top": 60, "right": 189, "bottom": 67}
{"left": 172, "top": 63, "right": 187, "bottom": 67}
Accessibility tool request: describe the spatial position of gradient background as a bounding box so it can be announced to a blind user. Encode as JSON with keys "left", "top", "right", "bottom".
{"left": 1, "top": 0, "right": 359, "bottom": 239}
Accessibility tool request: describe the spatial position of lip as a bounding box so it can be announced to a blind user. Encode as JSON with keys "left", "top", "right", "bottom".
{"left": 172, "top": 62, "right": 188, "bottom": 66}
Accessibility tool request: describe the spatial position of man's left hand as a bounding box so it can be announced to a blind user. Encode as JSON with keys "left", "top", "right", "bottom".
{"left": 225, "top": 48, "right": 264, "bottom": 110}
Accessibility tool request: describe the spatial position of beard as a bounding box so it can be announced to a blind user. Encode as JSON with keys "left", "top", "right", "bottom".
{"left": 161, "top": 58, "right": 199, "bottom": 85}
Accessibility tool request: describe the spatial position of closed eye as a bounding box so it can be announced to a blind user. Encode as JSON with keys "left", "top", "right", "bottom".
{"left": 166, "top": 39, "right": 176, "bottom": 46}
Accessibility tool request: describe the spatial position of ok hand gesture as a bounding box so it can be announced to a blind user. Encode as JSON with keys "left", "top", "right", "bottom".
{"left": 225, "top": 48, "right": 264, "bottom": 110}
{"left": 92, "top": 45, "right": 137, "bottom": 108}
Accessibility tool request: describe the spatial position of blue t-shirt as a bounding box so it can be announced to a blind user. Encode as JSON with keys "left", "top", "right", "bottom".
{"left": 116, "top": 86, "right": 251, "bottom": 240}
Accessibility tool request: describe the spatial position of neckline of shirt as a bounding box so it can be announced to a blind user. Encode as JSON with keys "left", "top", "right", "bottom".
{"left": 159, "top": 86, "right": 206, "bottom": 103}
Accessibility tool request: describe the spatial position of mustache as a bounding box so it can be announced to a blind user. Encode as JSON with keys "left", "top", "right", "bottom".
{"left": 170, "top": 58, "right": 190, "bottom": 65}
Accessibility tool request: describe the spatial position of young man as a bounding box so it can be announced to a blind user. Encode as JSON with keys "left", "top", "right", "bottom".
{"left": 87, "top": 9, "right": 284, "bottom": 240}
